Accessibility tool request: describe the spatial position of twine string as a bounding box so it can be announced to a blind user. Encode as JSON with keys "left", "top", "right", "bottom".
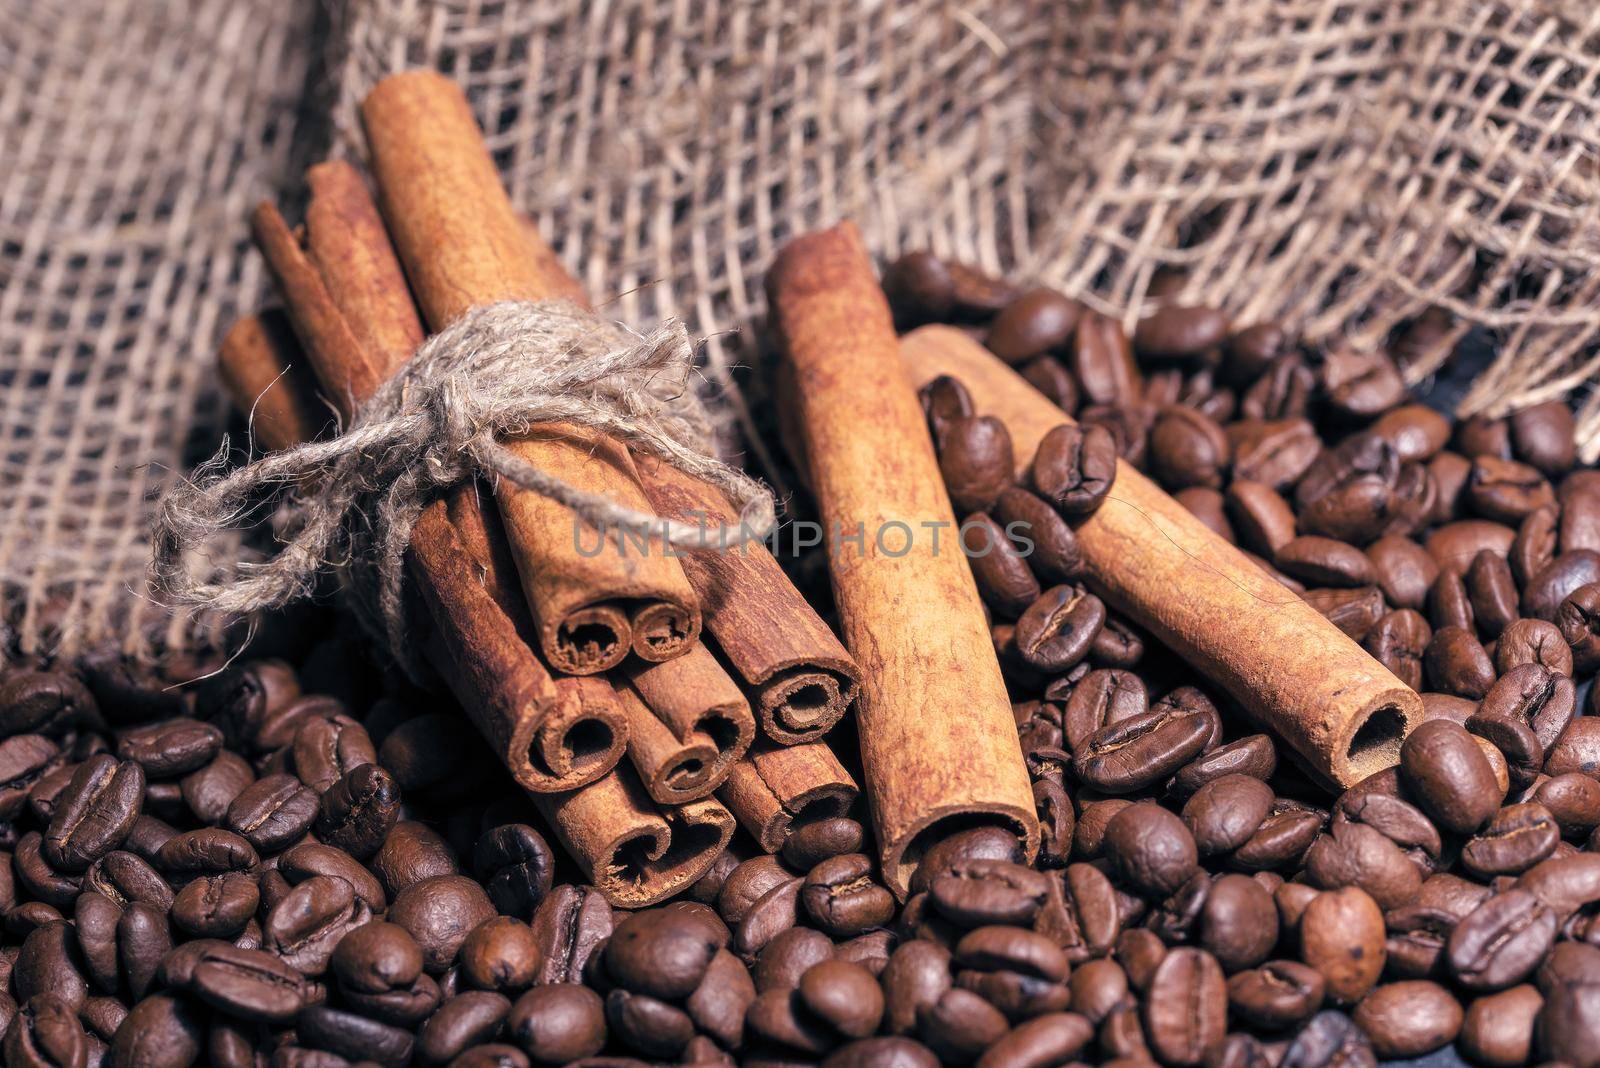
{"left": 150, "top": 299, "right": 776, "bottom": 665}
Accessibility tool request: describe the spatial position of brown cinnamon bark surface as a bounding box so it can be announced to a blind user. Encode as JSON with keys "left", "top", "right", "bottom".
{"left": 360, "top": 70, "right": 698, "bottom": 675}
{"left": 216, "top": 310, "right": 325, "bottom": 453}
{"left": 532, "top": 762, "right": 736, "bottom": 908}
{"left": 768, "top": 223, "right": 1039, "bottom": 897}
{"left": 635, "top": 454, "right": 860, "bottom": 743}
{"left": 249, "top": 166, "right": 627, "bottom": 792}
{"left": 901, "top": 324, "right": 1423, "bottom": 787}
{"left": 718, "top": 740, "right": 858, "bottom": 853}
{"left": 619, "top": 642, "right": 755, "bottom": 805}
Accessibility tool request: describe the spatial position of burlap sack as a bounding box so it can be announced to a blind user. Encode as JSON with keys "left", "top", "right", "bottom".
{"left": 6, "top": 0, "right": 1599, "bottom": 658}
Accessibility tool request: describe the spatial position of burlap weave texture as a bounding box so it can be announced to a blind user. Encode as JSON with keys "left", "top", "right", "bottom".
{"left": 5, "top": 0, "right": 1600, "bottom": 657}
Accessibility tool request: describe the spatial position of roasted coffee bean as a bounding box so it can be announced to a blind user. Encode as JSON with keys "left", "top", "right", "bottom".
{"left": 1276, "top": 536, "right": 1375, "bottom": 587}
{"left": 1143, "top": 947, "right": 1227, "bottom": 1066}
{"left": 1461, "top": 983, "right": 1542, "bottom": 1067}
{"left": 263, "top": 873, "right": 372, "bottom": 976}
{"left": 1447, "top": 888, "right": 1557, "bottom": 990}
{"left": 4, "top": 993, "right": 88, "bottom": 1068}
{"left": 1546, "top": 716, "right": 1600, "bottom": 777}
{"left": 929, "top": 859, "right": 1049, "bottom": 927}
{"left": 1534, "top": 772, "right": 1600, "bottom": 839}
{"left": 963, "top": 513, "right": 1041, "bottom": 619}
{"left": 115, "top": 718, "right": 223, "bottom": 778}
{"left": 41, "top": 755, "right": 142, "bottom": 871}
{"left": 300, "top": 1004, "right": 415, "bottom": 1067}
{"left": 1302, "top": 585, "right": 1385, "bottom": 641}
{"left": 0, "top": 735, "right": 62, "bottom": 821}
{"left": 799, "top": 852, "right": 895, "bottom": 937}
{"left": 1168, "top": 734, "right": 1277, "bottom": 799}
{"left": 782, "top": 817, "right": 864, "bottom": 871}
{"left": 279, "top": 841, "right": 385, "bottom": 911}
{"left": 289, "top": 712, "right": 374, "bottom": 794}
{"left": 1232, "top": 419, "right": 1323, "bottom": 500}
{"left": 157, "top": 827, "right": 257, "bottom": 879}
{"left": 1198, "top": 873, "right": 1279, "bottom": 972}
{"left": 315, "top": 762, "right": 399, "bottom": 860}
{"left": 1149, "top": 406, "right": 1231, "bottom": 491}
{"left": 1524, "top": 549, "right": 1600, "bottom": 621}
{"left": 734, "top": 874, "right": 802, "bottom": 956}
{"left": 1182, "top": 774, "right": 1273, "bottom": 859}
{"left": 1014, "top": 584, "right": 1105, "bottom": 672}
{"left": 1228, "top": 960, "right": 1325, "bottom": 1030}
{"left": 915, "top": 985, "right": 1010, "bottom": 1063}
{"left": 531, "top": 883, "right": 612, "bottom": 985}
{"left": 1032, "top": 423, "right": 1117, "bottom": 516}
{"left": 1462, "top": 803, "right": 1561, "bottom": 879}
{"left": 372, "top": 819, "right": 460, "bottom": 897}
{"left": 1300, "top": 887, "right": 1385, "bottom": 1003}
{"left": 178, "top": 749, "right": 253, "bottom": 826}
{"left": 1558, "top": 581, "right": 1600, "bottom": 673}
{"left": 1103, "top": 802, "right": 1199, "bottom": 897}
{"left": 987, "top": 288, "right": 1082, "bottom": 363}
{"left": 390, "top": 873, "right": 496, "bottom": 973}
{"left": 1466, "top": 456, "right": 1555, "bottom": 524}
{"left": 1427, "top": 626, "right": 1497, "bottom": 700}
{"left": 183, "top": 942, "right": 308, "bottom": 1024}
{"left": 1362, "top": 609, "right": 1430, "bottom": 688}
{"left": 1303, "top": 819, "right": 1421, "bottom": 911}
{"left": 796, "top": 959, "right": 884, "bottom": 1039}
{"left": 938, "top": 416, "right": 1015, "bottom": 515}
{"left": 0, "top": 671, "right": 95, "bottom": 739}
{"left": 1351, "top": 980, "right": 1462, "bottom": 1058}
{"left": 171, "top": 872, "right": 258, "bottom": 938}
{"left": 14, "top": 832, "right": 82, "bottom": 908}
{"left": 1075, "top": 704, "right": 1212, "bottom": 794}
{"left": 886, "top": 253, "right": 957, "bottom": 325}
{"left": 1496, "top": 616, "right": 1572, "bottom": 675}
{"left": 1401, "top": 719, "right": 1503, "bottom": 833}
{"left": 83, "top": 849, "right": 171, "bottom": 910}
{"left": 472, "top": 823, "right": 554, "bottom": 917}
{"left": 507, "top": 984, "right": 607, "bottom": 1064}
{"left": 993, "top": 486, "right": 1083, "bottom": 584}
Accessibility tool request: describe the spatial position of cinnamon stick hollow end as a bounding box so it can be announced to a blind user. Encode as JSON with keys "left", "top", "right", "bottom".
{"left": 633, "top": 454, "right": 861, "bottom": 744}
{"left": 535, "top": 765, "right": 736, "bottom": 908}
{"left": 768, "top": 223, "right": 1040, "bottom": 897}
{"left": 623, "top": 643, "right": 756, "bottom": 805}
{"left": 719, "top": 740, "right": 859, "bottom": 853}
{"left": 899, "top": 324, "right": 1423, "bottom": 787}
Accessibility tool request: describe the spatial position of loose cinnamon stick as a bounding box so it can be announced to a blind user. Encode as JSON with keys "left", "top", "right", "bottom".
{"left": 248, "top": 164, "right": 628, "bottom": 792}
{"left": 634, "top": 454, "right": 861, "bottom": 743}
{"left": 619, "top": 643, "right": 755, "bottom": 805}
{"left": 767, "top": 223, "right": 1039, "bottom": 897}
{"left": 532, "top": 762, "right": 736, "bottom": 908}
{"left": 900, "top": 324, "right": 1424, "bottom": 787}
{"left": 216, "top": 310, "right": 325, "bottom": 452}
{"left": 718, "top": 740, "right": 859, "bottom": 853}
{"left": 360, "top": 70, "right": 698, "bottom": 674}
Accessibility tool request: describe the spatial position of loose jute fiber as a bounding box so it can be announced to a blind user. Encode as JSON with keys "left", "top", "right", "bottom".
{"left": 7, "top": 0, "right": 1600, "bottom": 657}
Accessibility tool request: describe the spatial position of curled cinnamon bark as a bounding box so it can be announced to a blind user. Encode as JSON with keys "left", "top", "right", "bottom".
{"left": 718, "top": 740, "right": 859, "bottom": 853}
{"left": 215, "top": 310, "right": 325, "bottom": 453}
{"left": 359, "top": 70, "right": 699, "bottom": 674}
{"left": 620, "top": 643, "right": 755, "bottom": 805}
{"left": 900, "top": 324, "right": 1422, "bottom": 787}
{"left": 767, "top": 223, "right": 1039, "bottom": 897}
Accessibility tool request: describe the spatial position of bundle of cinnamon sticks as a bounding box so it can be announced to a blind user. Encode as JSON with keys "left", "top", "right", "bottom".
{"left": 221, "top": 73, "right": 862, "bottom": 906}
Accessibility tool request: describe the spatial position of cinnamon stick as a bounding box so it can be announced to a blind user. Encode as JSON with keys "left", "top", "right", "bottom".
{"left": 900, "top": 324, "right": 1423, "bottom": 787}
{"left": 767, "top": 223, "right": 1039, "bottom": 896}
{"left": 359, "top": 70, "right": 699, "bottom": 674}
{"left": 718, "top": 740, "right": 859, "bottom": 853}
{"left": 248, "top": 163, "right": 628, "bottom": 792}
{"left": 532, "top": 762, "right": 736, "bottom": 908}
{"left": 216, "top": 310, "right": 325, "bottom": 453}
{"left": 619, "top": 643, "right": 755, "bottom": 805}
{"left": 634, "top": 454, "right": 860, "bottom": 743}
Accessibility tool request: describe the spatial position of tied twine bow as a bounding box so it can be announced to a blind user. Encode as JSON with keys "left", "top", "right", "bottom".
{"left": 150, "top": 299, "right": 776, "bottom": 668}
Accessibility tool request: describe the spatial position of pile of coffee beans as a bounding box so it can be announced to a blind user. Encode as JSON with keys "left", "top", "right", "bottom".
{"left": 6, "top": 252, "right": 1600, "bottom": 1068}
